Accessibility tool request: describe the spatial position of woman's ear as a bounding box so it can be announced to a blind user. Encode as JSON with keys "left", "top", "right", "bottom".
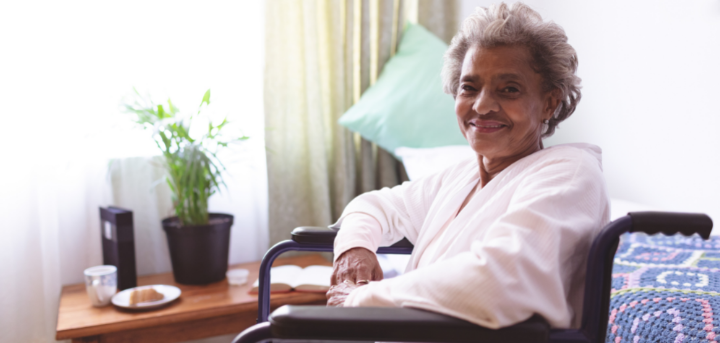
{"left": 543, "top": 88, "right": 562, "bottom": 121}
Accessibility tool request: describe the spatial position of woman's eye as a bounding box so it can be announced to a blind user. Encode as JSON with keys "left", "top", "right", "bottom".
{"left": 461, "top": 85, "right": 476, "bottom": 92}
{"left": 502, "top": 87, "right": 519, "bottom": 93}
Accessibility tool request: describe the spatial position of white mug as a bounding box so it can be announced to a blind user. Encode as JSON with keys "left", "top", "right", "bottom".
{"left": 84, "top": 265, "right": 117, "bottom": 307}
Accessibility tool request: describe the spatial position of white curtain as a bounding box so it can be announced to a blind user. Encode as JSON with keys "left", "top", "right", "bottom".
{"left": 0, "top": 156, "right": 112, "bottom": 342}
{"left": 264, "top": 0, "right": 458, "bottom": 247}
{"left": 0, "top": 1, "right": 266, "bottom": 342}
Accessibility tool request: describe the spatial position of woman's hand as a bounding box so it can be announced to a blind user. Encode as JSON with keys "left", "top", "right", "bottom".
{"left": 331, "top": 247, "right": 384, "bottom": 285}
{"left": 326, "top": 247, "right": 383, "bottom": 306}
{"left": 326, "top": 280, "right": 360, "bottom": 307}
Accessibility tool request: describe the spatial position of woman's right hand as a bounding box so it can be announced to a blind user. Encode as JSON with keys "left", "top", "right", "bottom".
{"left": 330, "top": 247, "right": 384, "bottom": 286}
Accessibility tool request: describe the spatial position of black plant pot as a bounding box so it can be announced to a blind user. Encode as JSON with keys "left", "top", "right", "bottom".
{"left": 162, "top": 213, "right": 233, "bottom": 285}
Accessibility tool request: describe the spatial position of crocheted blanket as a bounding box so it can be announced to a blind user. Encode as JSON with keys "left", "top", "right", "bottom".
{"left": 608, "top": 233, "right": 720, "bottom": 343}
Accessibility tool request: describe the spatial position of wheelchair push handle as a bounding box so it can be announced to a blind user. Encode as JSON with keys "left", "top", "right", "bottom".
{"left": 628, "top": 211, "right": 712, "bottom": 239}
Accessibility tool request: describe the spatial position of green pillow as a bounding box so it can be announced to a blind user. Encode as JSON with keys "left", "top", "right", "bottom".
{"left": 338, "top": 23, "right": 468, "bottom": 157}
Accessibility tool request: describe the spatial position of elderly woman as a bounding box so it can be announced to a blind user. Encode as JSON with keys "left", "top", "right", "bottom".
{"left": 325, "top": 2, "right": 609, "bottom": 329}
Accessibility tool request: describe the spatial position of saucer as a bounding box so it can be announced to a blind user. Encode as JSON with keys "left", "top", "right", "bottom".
{"left": 111, "top": 285, "right": 181, "bottom": 310}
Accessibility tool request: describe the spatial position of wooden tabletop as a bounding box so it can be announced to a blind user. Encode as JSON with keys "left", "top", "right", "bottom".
{"left": 56, "top": 254, "right": 331, "bottom": 341}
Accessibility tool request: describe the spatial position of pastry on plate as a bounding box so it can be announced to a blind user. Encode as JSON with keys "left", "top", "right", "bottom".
{"left": 129, "top": 287, "right": 164, "bottom": 305}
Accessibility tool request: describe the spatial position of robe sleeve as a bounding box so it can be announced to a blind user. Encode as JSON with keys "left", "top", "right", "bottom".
{"left": 343, "top": 151, "right": 609, "bottom": 329}
{"left": 333, "top": 213, "right": 383, "bottom": 261}
{"left": 330, "top": 163, "right": 455, "bottom": 259}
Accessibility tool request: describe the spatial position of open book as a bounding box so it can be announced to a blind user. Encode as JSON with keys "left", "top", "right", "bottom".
{"left": 250, "top": 265, "right": 333, "bottom": 293}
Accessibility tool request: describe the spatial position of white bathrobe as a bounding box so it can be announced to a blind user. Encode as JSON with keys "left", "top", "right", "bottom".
{"left": 331, "top": 143, "right": 610, "bottom": 329}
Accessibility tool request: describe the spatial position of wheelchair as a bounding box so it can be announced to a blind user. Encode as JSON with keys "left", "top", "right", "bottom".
{"left": 233, "top": 212, "right": 712, "bottom": 343}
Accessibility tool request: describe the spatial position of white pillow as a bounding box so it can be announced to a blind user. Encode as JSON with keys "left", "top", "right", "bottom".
{"left": 377, "top": 254, "right": 411, "bottom": 279}
{"left": 609, "top": 199, "right": 658, "bottom": 221}
{"left": 395, "top": 145, "right": 475, "bottom": 181}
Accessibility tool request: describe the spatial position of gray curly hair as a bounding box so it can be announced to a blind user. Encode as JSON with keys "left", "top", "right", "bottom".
{"left": 442, "top": 2, "right": 581, "bottom": 137}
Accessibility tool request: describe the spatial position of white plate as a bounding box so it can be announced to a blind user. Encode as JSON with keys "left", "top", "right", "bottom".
{"left": 111, "top": 285, "right": 181, "bottom": 310}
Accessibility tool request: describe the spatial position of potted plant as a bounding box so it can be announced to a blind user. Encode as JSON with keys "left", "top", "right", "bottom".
{"left": 124, "top": 89, "right": 247, "bottom": 284}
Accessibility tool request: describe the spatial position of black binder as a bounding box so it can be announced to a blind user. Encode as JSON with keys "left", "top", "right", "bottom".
{"left": 99, "top": 206, "right": 137, "bottom": 290}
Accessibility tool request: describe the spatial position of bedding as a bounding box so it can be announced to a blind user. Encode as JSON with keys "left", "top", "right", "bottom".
{"left": 608, "top": 232, "right": 720, "bottom": 343}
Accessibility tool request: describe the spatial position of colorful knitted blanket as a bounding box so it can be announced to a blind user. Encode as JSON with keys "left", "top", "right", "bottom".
{"left": 608, "top": 233, "right": 720, "bottom": 343}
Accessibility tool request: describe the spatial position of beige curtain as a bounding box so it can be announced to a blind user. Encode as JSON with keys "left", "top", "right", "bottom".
{"left": 265, "top": 0, "right": 458, "bottom": 246}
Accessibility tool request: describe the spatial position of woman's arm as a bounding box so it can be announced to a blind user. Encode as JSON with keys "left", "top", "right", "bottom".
{"left": 340, "top": 152, "right": 610, "bottom": 328}
{"left": 328, "top": 161, "right": 466, "bottom": 293}
{"left": 331, "top": 166, "right": 448, "bottom": 250}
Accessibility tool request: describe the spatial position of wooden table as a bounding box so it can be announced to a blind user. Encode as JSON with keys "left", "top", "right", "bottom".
{"left": 56, "top": 254, "right": 331, "bottom": 343}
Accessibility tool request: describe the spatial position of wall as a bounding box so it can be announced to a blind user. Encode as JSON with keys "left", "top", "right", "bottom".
{"left": 0, "top": 1, "right": 266, "bottom": 341}
{"left": 460, "top": 0, "right": 720, "bottom": 226}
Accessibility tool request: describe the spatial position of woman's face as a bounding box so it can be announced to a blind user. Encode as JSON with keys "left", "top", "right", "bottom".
{"left": 455, "top": 45, "right": 557, "bottom": 161}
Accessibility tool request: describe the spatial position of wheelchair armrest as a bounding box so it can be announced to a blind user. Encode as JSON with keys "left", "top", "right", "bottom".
{"left": 291, "top": 227, "right": 415, "bottom": 249}
{"left": 269, "top": 305, "right": 549, "bottom": 343}
{"left": 291, "top": 227, "right": 337, "bottom": 245}
{"left": 629, "top": 211, "right": 712, "bottom": 239}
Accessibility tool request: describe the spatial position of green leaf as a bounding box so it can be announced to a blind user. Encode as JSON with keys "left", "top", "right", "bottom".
{"left": 158, "top": 131, "right": 172, "bottom": 152}
{"left": 216, "top": 117, "right": 228, "bottom": 130}
{"left": 157, "top": 104, "right": 165, "bottom": 119}
{"left": 167, "top": 99, "right": 179, "bottom": 116}
{"left": 176, "top": 125, "right": 194, "bottom": 143}
{"left": 201, "top": 89, "right": 211, "bottom": 107}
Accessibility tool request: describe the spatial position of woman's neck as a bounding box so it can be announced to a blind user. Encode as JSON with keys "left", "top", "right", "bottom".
{"left": 477, "top": 141, "right": 543, "bottom": 187}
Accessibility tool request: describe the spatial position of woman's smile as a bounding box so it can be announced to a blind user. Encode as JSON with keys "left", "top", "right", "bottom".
{"left": 468, "top": 119, "right": 508, "bottom": 133}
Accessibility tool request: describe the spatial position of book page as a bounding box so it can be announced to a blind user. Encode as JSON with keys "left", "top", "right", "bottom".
{"left": 250, "top": 265, "right": 302, "bottom": 293}
{"left": 292, "top": 265, "right": 333, "bottom": 292}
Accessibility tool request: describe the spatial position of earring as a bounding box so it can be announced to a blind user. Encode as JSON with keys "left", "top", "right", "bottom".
{"left": 541, "top": 119, "right": 550, "bottom": 134}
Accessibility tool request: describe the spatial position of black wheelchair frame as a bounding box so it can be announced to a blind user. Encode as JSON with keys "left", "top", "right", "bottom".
{"left": 233, "top": 212, "right": 712, "bottom": 343}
